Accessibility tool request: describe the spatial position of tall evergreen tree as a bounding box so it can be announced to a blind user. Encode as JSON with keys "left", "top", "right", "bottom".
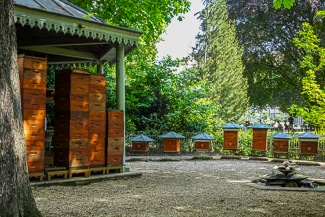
{"left": 193, "top": 0, "right": 249, "bottom": 122}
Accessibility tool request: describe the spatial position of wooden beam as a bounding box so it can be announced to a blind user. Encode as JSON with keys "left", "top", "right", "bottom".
{"left": 18, "top": 37, "right": 110, "bottom": 47}
{"left": 19, "top": 46, "right": 97, "bottom": 60}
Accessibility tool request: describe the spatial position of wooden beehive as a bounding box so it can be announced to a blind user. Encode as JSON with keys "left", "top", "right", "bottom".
{"left": 297, "top": 132, "right": 320, "bottom": 156}
{"left": 130, "top": 134, "right": 154, "bottom": 153}
{"left": 252, "top": 129, "right": 268, "bottom": 151}
{"left": 271, "top": 132, "right": 292, "bottom": 154}
{"left": 88, "top": 74, "right": 106, "bottom": 167}
{"left": 18, "top": 54, "right": 47, "bottom": 175}
{"left": 247, "top": 123, "right": 273, "bottom": 152}
{"left": 106, "top": 110, "right": 124, "bottom": 166}
{"left": 191, "top": 132, "right": 215, "bottom": 152}
{"left": 160, "top": 131, "right": 185, "bottom": 153}
{"left": 220, "top": 122, "right": 243, "bottom": 151}
{"left": 53, "top": 68, "right": 90, "bottom": 169}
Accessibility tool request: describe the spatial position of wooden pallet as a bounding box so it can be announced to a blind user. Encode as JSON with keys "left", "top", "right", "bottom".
{"left": 29, "top": 173, "right": 45, "bottom": 181}
{"left": 88, "top": 167, "right": 107, "bottom": 175}
{"left": 45, "top": 167, "right": 68, "bottom": 181}
{"left": 68, "top": 168, "right": 90, "bottom": 178}
{"left": 107, "top": 165, "right": 123, "bottom": 174}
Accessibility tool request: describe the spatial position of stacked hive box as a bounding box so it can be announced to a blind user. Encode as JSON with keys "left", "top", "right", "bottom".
{"left": 106, "top": 110, "right": 124, "bottom": 168}
{"left": 53, "top": 68, "right": 90, "bottom": 169}
{"left": 18, "top": 55, "right": 47, "bottom": 179}
{"left": 252, "top": 129, "right": 268, "bottom": 151}
{"left": 88, "top": 74, "right": 106, "bottom": 167}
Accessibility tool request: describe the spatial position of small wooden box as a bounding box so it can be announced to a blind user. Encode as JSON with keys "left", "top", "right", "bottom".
{"left": 89, "top": 84, "right": 106, "bottom": 94}
{"left": 252, "top": 129, "right": 268, "bottom": 151}
{"left": 106, "top": 155, "right": 123, "bottom": 165}
{"left": 223, "top": 131, "right": 238, "bottom": 150}
{"left": 22, "top": 100, "right": 46, "bottom": 110}
{"left": 89, "top": 111, "right": 106, "bottom": 121}
{"left": 89, "top": 93, "right": 105, "bottom": 103}
{"left": 55, "top": 119, "right": 89, "bottom": 130}
{"left": 18, "top": 55, "right": 47, "bottom": 71}
{"left": 273, "top": 139, "right": 289, "bottom": 153}
{"left": 90, "top": 74, "right": 106, "bottom": 86}
{"left": 107, "top": 137, "right": 124, "bottom": 146}
{"left": 132, "top": 142, "right": 150, "bottom": 152}
{"left": 24, "top": 130, "right": 45, "bottom": 141}
{"left": 54, "top": 148, "right": 89, "bottom": 167}
{"left": 89, "top": 146, "right": 105, "bottom": 166}
{"left": 55, "top": 111, "right": 89, "bottom": 121}
{"left": 27, "top": 161, "right": 44, "bottom": 173}
{"left": 53, "top": 138, "right": 88, "bottom": 149}
{"left": 22, "top": 88, "right": 46, "bottom": 99}
{"left": 88, "top": 138, "right": 105, "bottom": 148}
{"left": 107, "top": 111, "right": 124, "bottom": 122}
{"left": 22, "top": 78, "right": 46, "bottom": 90}
{"left": 21, "top": 69, "right": 47, "bottom": 80}
{"left": 55, "top": 93, "right": 89, "bottom": 103}
{"left": 55, "top": 100, "right": 89, "bottom": 112}
{"left": 89, "top": 120, "right": 106, "bottom": 131}
{"left": 23, "top": 119, "right": 45, "bottom": 131}
{"left": 195, "top": 141, "right": 210, "bottom": 151}
{"left": 89, "top": 102, "right": 106, "bottom": 112}
{"left": 107, "top": 129, "right": 124, "bottom": 138}
{"left": 26, "top": 149, "right": 45, "bottom": 161}
{"left": 163, "top": 138, "right": 180, "bottom": 152}
{"left": 55, "top": 128, "right": 88, "bottom": 139}
{"left": 89, "top": 129, "right": 106, "bottom": 140}
{"left": 22, "top": 109, "right": 46, "bottom": 120}
{"left": 107, "top": 145, "right": 124, "bottom": 155}
{"left": 26, "top": 140, "right": 44, "bottom": 149}
{"left": 299, "top": 141, "right": 318, "bottom": 155}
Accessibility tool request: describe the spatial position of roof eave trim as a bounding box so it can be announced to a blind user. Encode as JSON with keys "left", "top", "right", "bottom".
{"left": 14, "top": 4, "right": 142, "bottom": 47}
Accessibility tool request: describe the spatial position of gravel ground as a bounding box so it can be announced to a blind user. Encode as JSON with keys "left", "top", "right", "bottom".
{"left": 32, "top": 158, "right": 325, "bottom": 217}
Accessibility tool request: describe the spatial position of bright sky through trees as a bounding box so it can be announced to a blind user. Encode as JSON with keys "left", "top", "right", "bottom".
{"left": 156, "top": 0, "right": 204, "bottom": 59}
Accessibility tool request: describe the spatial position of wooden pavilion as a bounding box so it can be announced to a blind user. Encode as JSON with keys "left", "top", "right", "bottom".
{"left": 14, "top": 0, "right": 142, "bottom": 180}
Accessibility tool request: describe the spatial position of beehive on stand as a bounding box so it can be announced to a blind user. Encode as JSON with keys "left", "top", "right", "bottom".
{"left": 220, "top": 122, "right": 243, "bottom": 151}
{"left": 18, "top": 54, "right": 47, "bottom": 181}
{"left": 297, "top": 132, "right": 320, "bottom": 157}
{"left": 271, "top": 132, "right": 292, "bottom": 156}
{"left": 130, "top": 134, "right": 154, "bottom": 153}
{"left": 191, "top": 132, "right": 215, "bottom": 152}
{"left": 160, "top": 131, "right": 185, "bottom": 153}
{"left": 247, "top": 122, "right": 273, "bottom": 152}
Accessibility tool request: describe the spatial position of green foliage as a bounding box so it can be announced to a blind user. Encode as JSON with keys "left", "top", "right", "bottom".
{"left": 70, "top": 0, "right": 191, "bottom": 62}
{"left": 238, "top": 129, "right": 252, "bottom": 156}
{"left": 125, "top": 56, "right": 223, "bottom": 133}
{"left": 290, "top": 18, "right": 325, "bottom": 130}
{"left": 227, "top": 1, "right": 325, "bottom": 111}
{"left": 193, "top": 0, "right": 249, "bottom": 122}
{"left": 273, "top": 0, "right": 296, "bottom": 9}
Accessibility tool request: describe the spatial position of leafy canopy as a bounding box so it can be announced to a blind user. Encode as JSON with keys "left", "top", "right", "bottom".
{"left": 290, "top": 14, "right": 325, "bottom": 130}
{"left": 273, "top": 0, "right": 296, "bottom": 9}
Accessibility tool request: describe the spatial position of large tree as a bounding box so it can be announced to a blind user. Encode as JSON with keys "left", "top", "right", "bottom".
{"left": 0, "top": 0, "right": 42, "bottom": 216}
{"left": 193, "top": 0, "right": 249, "bottom": 122}
{"left": 290, "top": 15, "right": 325, "bottom": 130}
{"left": 227, "top": 0, "right": 325, "bottom": 111}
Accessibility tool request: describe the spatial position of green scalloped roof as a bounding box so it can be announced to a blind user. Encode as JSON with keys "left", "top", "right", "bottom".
{"left": 247, "top": 122, "right": 274, "bottom": 129}
{"left": 191, "top": 132, "right": 215, "bottom": 140}
{"left": 220, "top": 122, "right": 244, "bottom": 129}
{"left": 159, "top": 131, "right": 185, "bottom": 139}
{"left": 271, "top": 132, "right": 292, "bottom": 139}
{"left": 296, "top": 132, "right": 321, "bottom": 139}
{"left": 130, "top": 134, "right": 154, "bottom": 142}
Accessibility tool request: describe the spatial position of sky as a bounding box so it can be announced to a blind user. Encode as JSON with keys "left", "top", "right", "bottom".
{"left": 156, "top": 1, "right": 204, "bottom": 60}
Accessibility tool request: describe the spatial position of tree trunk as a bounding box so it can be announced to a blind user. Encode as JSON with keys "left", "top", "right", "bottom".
{"left": 0, "top": 1, "right": 42, "bottom": 216}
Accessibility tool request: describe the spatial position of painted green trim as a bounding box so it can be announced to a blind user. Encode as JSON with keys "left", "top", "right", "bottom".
{"left": 14, "top": 5, "right": 142, "bottom": 47}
